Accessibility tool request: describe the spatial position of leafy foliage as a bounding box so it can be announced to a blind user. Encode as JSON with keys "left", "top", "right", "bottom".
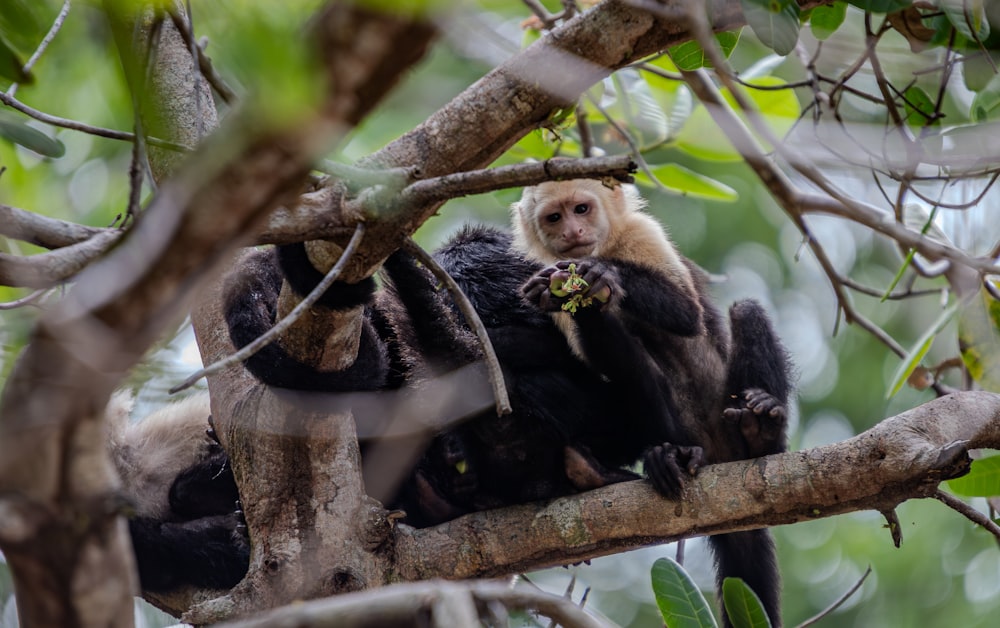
{"left": 651, "top": 558, "right": 718, "bottom": 628}
{"left": 948, "top": 456, "right": 1000, "bottom": 497}
{"left": 722, "top": 578, "right": 771, "bottom": 628}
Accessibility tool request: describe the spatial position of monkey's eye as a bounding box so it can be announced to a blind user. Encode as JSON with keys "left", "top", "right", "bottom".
{"left": 545, "top": 213, "right": 561, "bottom": 223}
{"left": 573, "top": 203, "right": 589, "bottom": 214}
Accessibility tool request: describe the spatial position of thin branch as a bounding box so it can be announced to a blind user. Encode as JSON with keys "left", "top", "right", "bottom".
{"left": 398, "top": 155, "right": 636, "bottom": 207}
{"left": 0, "top": 288, "right": 50, "bottom": 310}
{"left": 796, "top": 566, "right": 872, "bottom": 628}
{"left": 167, "top": 7, "right": 238, "bottom": 105}
{"left": 170, "top": 223, "right": 366, "bottom": 393}
{"left": 0, "top": 230, "right": 123, "bottom": 289}
{"left": 932, "top": 489, "right": 1000, "bottom": 543}
{"left": 402, "top": 238, "right": 511, "bottom": 416}
{"left": 0, "top": 203, "right": 109, "bottom": 249}
{"left": 219, "top": 580, "right": 608, "bottom": 628}
{"left": 6, "top": 0, "right": 72, "bottom": 98}
{"left": 0, "top": 91, "right": 190, "bottom": 152}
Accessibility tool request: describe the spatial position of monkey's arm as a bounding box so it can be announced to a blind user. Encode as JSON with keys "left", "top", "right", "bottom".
{"left": 523, "top": 259, "right": 704, "bottom": 336}
{"left": 222, "top": 246, "right": 390, "bottom": 391}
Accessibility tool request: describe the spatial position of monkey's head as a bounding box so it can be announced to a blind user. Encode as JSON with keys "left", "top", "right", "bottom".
{"left": 512, "top": 179, "right": 638, "bottom": 264}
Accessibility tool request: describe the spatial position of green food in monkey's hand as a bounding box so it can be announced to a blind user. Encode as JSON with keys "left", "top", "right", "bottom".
{"left": 548, "top": 263, "right": 598, "bottom": 314}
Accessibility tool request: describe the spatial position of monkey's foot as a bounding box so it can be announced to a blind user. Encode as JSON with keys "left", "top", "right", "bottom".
{"left": 723, "top": 388, "right": 788, "bottom": 456}
{"left": 643, "top": 443, "right": 704, "bottom": 500}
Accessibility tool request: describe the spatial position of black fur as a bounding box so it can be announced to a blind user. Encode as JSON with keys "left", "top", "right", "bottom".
{"left": 523, "top": 255, "right": 790, "bottom": 628}
{"left": 114, "top": 406, "right": 250, "bottom": 593}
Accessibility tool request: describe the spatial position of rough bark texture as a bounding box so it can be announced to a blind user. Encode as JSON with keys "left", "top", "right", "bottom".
{"left": 0, "top": 3, "right": 434, "bottom": 626}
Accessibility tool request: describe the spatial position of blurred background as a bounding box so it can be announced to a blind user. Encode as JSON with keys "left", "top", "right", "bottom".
{"left": 2, "top": 1, "right": 999, "bottom": 626}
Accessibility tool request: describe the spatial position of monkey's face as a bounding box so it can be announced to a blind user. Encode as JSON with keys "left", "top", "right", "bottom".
{"left": 524, "top": 181, "right": 612, "bottom": 259}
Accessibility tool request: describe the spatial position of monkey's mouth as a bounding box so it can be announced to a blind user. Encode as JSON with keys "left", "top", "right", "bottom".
{"left": 560, "top": 242, "right": 596, "bottom": 257}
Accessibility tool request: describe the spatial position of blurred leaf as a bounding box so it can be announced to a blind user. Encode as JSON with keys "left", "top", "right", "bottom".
{"left": 902, "top": 86, "right": 939, "bottom": 127}
{"left": 0, "top": 0, "right": 54, "bottom": 59}
{"left": 635, "top": 163, "right": 738, "bottom": 201}
{"left": 652, "top": 558, "right": 718, "bottom": 628}
{"left": 887, "top": 301, "right": 959, "bottom": 398}
{"left": 668, "top": 31, "right": 741, "bottom": 71}
{"left": 0, "top": 31, "right": 29, "bottom": 83}
{"left": 970, "top": 72, "right": 1000, "bottom": 121}
{"left": 0, "top": 111, "right": 64, "bottom": 157}
{"left": 845, "top": 0, "right": 913, "bottom": 13}
{"left": 940, "top": 0, "right": 989, "bottom": 44}
{"left": 722, "top": 578, "right": 772, "bottom": 628}
{"left": 602, "top": 70, "right": 668, "bottom": 149}
{"left": 947, "top": 456, "right": 1000, "bottom": 497}
{"left": 887, "top": 7, "right": 937, "bottom": 52}
{"left": 675, "top": 76, "right": 800, "bottom": 162}
{"left": 740, "top": 54, "right": 786, "bottom": 80}
{"left": 959, "top": 283, "right": 1000, "bottom": 392}
{"left": 963, "top": 51, "right": 1000, "bottom": 92}
{"left": 740, "top": 0, "right": 800, "bottom": 56}
{"left": 809, "top": 1, "right": 847, "bottom": 40}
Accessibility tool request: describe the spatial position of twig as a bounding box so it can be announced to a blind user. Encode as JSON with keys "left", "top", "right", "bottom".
{"left": 169, "top": 223, "right": 366, "bottom": 393}
{"left": 398, "top": 155, "right": 636, "bottom": 206}
{"left": 0, "top": 288, "right": 50, "bottom": 310}
{"left": 0, "top": 91, "right": 190, "bottom": 152}
{"left": 932, "top": 489, "right": 1000, "bottom": 543}
{"left": 402, "top": 238, "right": 512, "bottom": 416}
{"left": 6, "top": 0, "right": 72, "bottom": 98}
{"left": 796, "top": 565, "right": 872, "bottom": 628}
{"left": 167, "top": 6, "right": 238, "bottom": 105}
{"left": 0, "top": 203, "right": 109, "bottom": 249}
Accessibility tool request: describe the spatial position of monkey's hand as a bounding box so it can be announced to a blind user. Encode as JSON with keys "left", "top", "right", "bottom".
{"left": 554, "top": 259, "right": 622, "bottom": 309}
{"left": 643, "top": 442, "right": 704, "bottom": 500}
{"left": 522, "top": 266, "right": 573, "bottom": 312}
{"left": 723, "top": 388, "right": 788, "bottom": 457}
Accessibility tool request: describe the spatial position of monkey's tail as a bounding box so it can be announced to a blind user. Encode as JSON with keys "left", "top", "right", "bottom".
{"left": 707, "top": 529, "right": 781, "bottom": 628}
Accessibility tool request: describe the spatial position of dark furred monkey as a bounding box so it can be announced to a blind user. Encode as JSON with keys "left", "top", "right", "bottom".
{"left": 221, "top": 235, "right": 621, "bottom": 527}
{"left": 515, "top": 178, "right": 792, "bottom": 628}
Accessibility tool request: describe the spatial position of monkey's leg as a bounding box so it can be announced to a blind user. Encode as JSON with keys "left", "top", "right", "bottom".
{"left": 723, "top": 299, "right": 792, "bottom": 457}
{"left": 564, "top": 444, "right": 640, "bottom": 491}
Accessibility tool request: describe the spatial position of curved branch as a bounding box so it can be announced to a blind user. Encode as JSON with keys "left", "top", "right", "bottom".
{"left": 0, "top": 230, "right": 123, "bottom": 288}
{"left": 0, "top": 203, "right": 110, "bottom": 249}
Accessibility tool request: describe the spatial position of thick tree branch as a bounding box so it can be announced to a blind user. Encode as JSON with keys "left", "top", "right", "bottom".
{"left": 392, "top": 392, "right": 1000, "bottom": 580}
{"left": 0, "top": 3, "right": 437, "bottom": 626}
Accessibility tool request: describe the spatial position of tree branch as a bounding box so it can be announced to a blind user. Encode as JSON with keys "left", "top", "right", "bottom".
{"left": 392, "top": 392, "right": 1000, "bottom": 580}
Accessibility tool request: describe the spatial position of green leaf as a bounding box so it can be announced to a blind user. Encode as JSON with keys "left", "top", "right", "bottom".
{"left": 958, "top": 283, "right": 1000, "bottom": 392}
{"left": 887, "top": 301, "right": 959, "bottom": 399}
{"left": 0, "top": 111, "right": 64, "bottom": 157}
{"left": 963, "top": 51, "right": 1000, "bottom": 93}
{"left": 668, "top": 31, "right": 742, "bottom": 71}
{"left": 970, "top": 72, "right": 1000, "bottom": 122}
{"left": 740, "top": 0, "right": 800, "bottom": 56}
{"left": 940, "top": 0, "right": 989, "bottom": 44}
{"left": 635, "top": 163, "right": 739, "bottom": 201}
{"left": 809, "top": 2, "right": 847, "bottom": 40}
{"left": 0, "top": 30, "right": 29, "bottom": 84}
{"left": 903, "top": 86, "right": 939, "bottom": 127}
{"left": 722, "top": 578, "right": 772, "bottom": 628}
{"left": 845, "top": 0, "right": 913, "bottom": 13}
{"left": 675, "top": 76, "right": 801, "bottom": 162}
{"left": 613, "top": 71, "right": 669, "bottom": 148}
{"left": 947, "top": 456, "right": 1000, "bottom": 497}
{"left": 651, "top": 557, "right": 718, "bottom": 628}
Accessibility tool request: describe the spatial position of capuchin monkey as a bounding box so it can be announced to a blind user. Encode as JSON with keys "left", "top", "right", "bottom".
{"left": 514, "top": 178, "right": 791, "bottom": 628}
{"left": 106, "top": 393, "right": 249, "bottom": 592}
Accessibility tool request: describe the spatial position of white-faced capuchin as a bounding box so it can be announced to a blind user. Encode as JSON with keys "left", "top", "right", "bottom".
{"left": 514, "top": 178, "right": 792, "bottom": 628}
